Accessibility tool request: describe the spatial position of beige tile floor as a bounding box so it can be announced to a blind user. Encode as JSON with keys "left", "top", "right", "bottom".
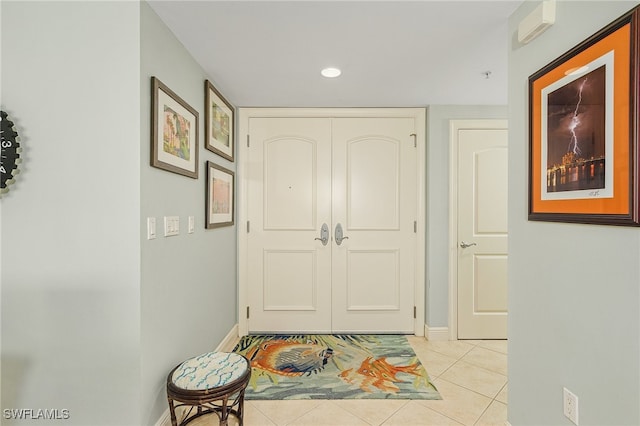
{"left": 188, "top": 337, "right": 508, "bottom": 426}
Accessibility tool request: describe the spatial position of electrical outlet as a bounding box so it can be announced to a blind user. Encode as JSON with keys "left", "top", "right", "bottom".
{"left": 563, "top": 387, "right": 579, "bottom": 425}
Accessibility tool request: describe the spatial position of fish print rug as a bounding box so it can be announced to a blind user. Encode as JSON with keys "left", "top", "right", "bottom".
{"left": 232, "top": 334, "right": 441, "bottom": 400}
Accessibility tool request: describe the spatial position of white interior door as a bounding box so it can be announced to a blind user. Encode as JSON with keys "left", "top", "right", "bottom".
{"left": 247, "top": 118, "right": 332, "bottom": 333}
{"left": 456, "top": 123, "right": 508, "bottom": 339}
{"left": 246, "top": 114, "right": 417, "bottom": 333}
{"left": 331, "top": 118, "right": 416, "bottom": 333}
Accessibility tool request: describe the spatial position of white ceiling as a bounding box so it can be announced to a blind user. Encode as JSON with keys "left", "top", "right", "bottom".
{"left": 148, "top": 1, "right": 523, "bottom": 108}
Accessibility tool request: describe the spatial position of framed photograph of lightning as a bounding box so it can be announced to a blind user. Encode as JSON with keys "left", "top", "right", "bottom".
{"left": 205, "top": 80, "right": 234, "bottom": 162}
{"left": 151, "top": 77, "right": 199, "bottom": 178}
{"left": 206, "top": 161, "right": 234, "bottom": 229}
{"left": 528, "top": 6, "right": 640, "bottom": 226}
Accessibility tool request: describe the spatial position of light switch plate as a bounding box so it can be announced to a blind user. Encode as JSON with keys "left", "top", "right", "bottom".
{"left": 147, "top": 217, "right": 156, "bottom": 240}
{"left": 188, "top": 216, "right": 195, "bottom": 234}
{"left": 164, "top": 216, "right": 179, "bottom": 237}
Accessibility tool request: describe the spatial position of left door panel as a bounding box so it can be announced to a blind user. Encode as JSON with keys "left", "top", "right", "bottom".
{"left": 247, "top": 118, "right": 333, "bottom": 332}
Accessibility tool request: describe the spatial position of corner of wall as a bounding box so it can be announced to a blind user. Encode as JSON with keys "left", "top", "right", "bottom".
{"left": 424, "top": 324, "right": 450, "bottom": 341}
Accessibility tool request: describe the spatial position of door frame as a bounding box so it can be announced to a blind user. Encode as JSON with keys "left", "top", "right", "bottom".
{"left": 238, "top": 108, "right": 426, "bottom": 336}
{"left": 448, "top": 119, "right": 508, "bottom": 340}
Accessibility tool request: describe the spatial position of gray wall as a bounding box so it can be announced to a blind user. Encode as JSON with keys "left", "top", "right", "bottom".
{"left": 1, "top": 2, "right": 141, "bottom": 425}
{"left": 425, "top": 105, "right": 507, "bottom": 328}
{"left": 1, "top": 2, "right": 238, "bottom": 425}
{"left": 140, "top": 3, "right": 238, "bottom": 424}
{"left": 508, "top": 1, "right": 640, "bottom": 424}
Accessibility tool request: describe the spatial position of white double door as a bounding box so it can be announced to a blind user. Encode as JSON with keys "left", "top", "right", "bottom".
{"left": 246, "top": 115, "right": 418, "bottom": 333}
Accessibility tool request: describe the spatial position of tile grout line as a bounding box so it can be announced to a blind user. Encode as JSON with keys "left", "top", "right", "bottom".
{"left": 425, "top": 342, "right": 502, "bottom": 426}
{"left": 436, "top": 356, "right": 464, "bottom": 379}
{"left": 421, "top": 343, "right": 477, "bottom": 360}
{"left": 245, "top": 401, "right": 279, "bottom": 426}
{"left": 283, "top": 401, "right": 324, "bottom": 426}
{"left": 472, "top": 402, "right": 493, "bottom": 426}
{"left": 458, "top": 348, "right": 508, "bottom": 376}
{"left": 472, "top": 384, "right": 509, "bottom": 426}
{"left": 438, "top": 345, "right": 508, "bottom": 425}
{"left": 424, "top": 405, "right": 467, "bottom": 426}
{"left": 367, "top": 399, "right": 410, "bottom": 426}
{"left": 494, "top": 382, "right": 508, "bottom": 405}
{"left": 247, "top": 400, "right": 323, "bottom": 426}
{"left": 414, "top": 392, "right": 485, "bottom": 426}
{"left": 430, "top": 375, "right": 506, "bottom": 424}
{"left": 434, "top": 342, "right": 474, "bottom": 378}
{"left": 446, "top": 359, "right": 508, "bottom": 381}
{"left": 476, "top": 346, "right": 508, "bottom": 356}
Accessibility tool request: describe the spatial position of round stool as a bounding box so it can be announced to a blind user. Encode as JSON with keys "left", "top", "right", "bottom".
{"left": 167, "top": 352, "right": 251, "bottom": 426}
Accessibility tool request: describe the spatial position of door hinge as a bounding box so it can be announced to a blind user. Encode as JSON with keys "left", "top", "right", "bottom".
{"left": 246, "top": 306, "right": 250, "bottom": 319}
{"left": 247, "top": 221, "right": 250, "bottom": 233}
{"left": 414, "top": 221, "right": 417, "bottom": 233}
{"left": 410, "top": 133, "right": 417, "bottom": 148}
{"left": 247, "top": 134, "right": 250, "bottom": 147}
{"left": 413, "top": 306, "right": 417, "bottom": 319}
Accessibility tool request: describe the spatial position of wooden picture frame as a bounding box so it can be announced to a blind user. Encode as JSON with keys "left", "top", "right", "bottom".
{"left": 206, "top": 161, "right": 234, "bottom": 229}
{"left": 151, "top": 77, "right": 199, "bottom": 178}
{"left": 205, "top": 80, "right": 234, "bottom": 162}
{"left": 528, "top": 6, "right": 640, "bottom": 226}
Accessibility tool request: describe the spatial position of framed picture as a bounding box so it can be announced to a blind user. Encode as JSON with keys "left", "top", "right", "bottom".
{"left": 151, "top": 77, "right": 199, "bottom": 178}
{"left": 205, "top": 80, "right": 234, "bottom": 162}
{"left": 206, "top": 161, "right": 234, "bottom": 229}
{"left": 528, "top": 7, "right": 640, "bottom": 226}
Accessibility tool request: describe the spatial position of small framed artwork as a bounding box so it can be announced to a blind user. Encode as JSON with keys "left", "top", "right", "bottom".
{"left": 151, "top": 77, "right": 199, "bottom": 178}
{"left": 206, "top": 161, "right": 234, "bottom": 229}
{"left": 528, "top": 6, "right": 640, "bottom": 226}
{"left": 205, "top": 80, "right": 234, "bottom": 162}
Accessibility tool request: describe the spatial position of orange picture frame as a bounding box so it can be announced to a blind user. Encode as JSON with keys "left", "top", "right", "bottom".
{"left": 528, "top": 6, "right": 640, "bottom": 226}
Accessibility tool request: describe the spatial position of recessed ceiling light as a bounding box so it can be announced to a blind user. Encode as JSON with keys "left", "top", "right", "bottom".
{"left": 321, "top": 67, "right": 342, "bottom": 78}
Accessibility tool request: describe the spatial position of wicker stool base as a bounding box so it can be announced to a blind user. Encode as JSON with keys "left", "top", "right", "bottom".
{"left": 166, "top": 353, "right": 251, "bottom": 426}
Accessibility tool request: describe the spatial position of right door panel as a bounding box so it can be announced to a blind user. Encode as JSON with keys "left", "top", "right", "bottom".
{"left": 331, "top": 118, "right": 417, "bottom": 333}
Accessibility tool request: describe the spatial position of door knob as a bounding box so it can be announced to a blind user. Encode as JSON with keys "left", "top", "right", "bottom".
{"left": 315, "top": 223, "right": 329, "bottom": 246}
{"left": 335, "top": 223, "right": 349, "bottom": 246}
{"left": 459, "top": 241, "right": 477, "bottom": 248}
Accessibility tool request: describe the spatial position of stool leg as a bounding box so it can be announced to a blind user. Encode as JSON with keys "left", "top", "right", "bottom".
{"left": 219, "top": 395, "right": 229, "bottom": 426}
{"left": 167, "top": 397, "right": 178, "bottom": 426}
{"left": 237, "top": 391, "right": 246, "bottom": 426}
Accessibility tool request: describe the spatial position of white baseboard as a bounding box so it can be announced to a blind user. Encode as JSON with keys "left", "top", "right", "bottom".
{"left": 424, "top": 324, "right": 450, "bottom": 341}
{"left": 154, "top": 409, "right": 171, "bottom": 426}
{"left": 216, "top": 323, "right": 240, "bottom": 352}
{"left": 154, "top": 323, "right": 240, "bottom": 426}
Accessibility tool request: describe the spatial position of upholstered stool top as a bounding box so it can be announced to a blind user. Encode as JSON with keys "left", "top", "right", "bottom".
{"left": 171, "top": 352, "right": 248, "bottom": 391}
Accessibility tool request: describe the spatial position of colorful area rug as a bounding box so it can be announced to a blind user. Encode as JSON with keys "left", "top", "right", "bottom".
{"left": 232, "top": 334, "right": 441, "bottom": 400}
